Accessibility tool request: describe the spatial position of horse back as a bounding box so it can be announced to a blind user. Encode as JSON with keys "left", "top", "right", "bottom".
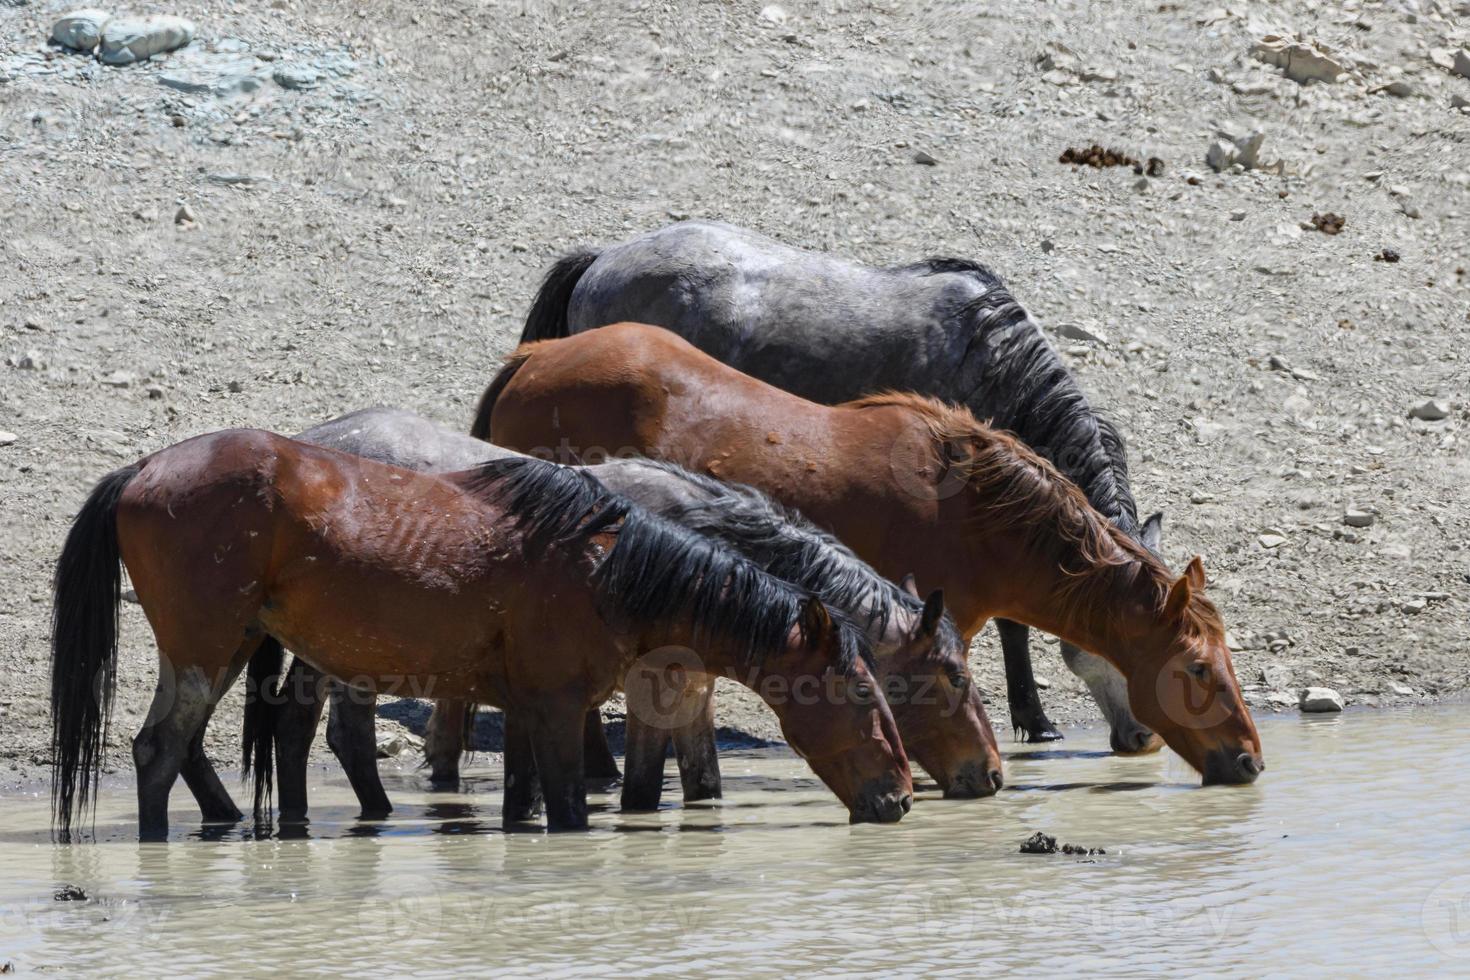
{"left": 567, "top": 221, "right": 986, "bottom": 402}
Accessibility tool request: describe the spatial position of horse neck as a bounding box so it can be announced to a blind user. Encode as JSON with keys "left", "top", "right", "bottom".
{"left": 983, "top": 527, "right": 1159, "bottom": 672}
{"left": 961, "top": 316, "right": 1139, "bottom": 532}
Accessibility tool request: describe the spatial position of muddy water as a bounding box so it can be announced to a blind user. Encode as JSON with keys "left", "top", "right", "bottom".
{"left": 1, "top": 707, "right": 1466, "bottom": 975}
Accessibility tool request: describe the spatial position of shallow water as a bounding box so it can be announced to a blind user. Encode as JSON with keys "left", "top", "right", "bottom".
{"left": 1, "top": 706, "right": 1467, "bottom": 976}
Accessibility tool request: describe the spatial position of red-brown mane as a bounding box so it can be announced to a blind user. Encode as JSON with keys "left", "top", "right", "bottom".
{"left": 843, "top": 391, "right": 1224, "bottom": 641}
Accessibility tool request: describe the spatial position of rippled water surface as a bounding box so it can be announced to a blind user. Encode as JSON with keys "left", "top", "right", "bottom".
{"left": 2, "top": 707, "right": 1467, "bottom": 975}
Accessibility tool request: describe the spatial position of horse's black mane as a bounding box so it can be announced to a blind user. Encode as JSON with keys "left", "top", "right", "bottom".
{"left": 458, "top": 457, "right": 872, "bottom": 672}
{"left": 901, "top": 256, "right": 1142, "bottom": 536}
{"left": 627, "top": 460, "right": 961, "bottom": 650}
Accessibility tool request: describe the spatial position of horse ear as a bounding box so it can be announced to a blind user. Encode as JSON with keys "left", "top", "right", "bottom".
{"left": 1164, "top": 571, "right": 1193, "bottom": 622}
{"left": 800, "top": 597, "right": 833, "bottom": 651}
{"left": 899, "top": 572, "right": 920, "bottom": 599}
{"left": 1140, "top": 512, "right": 1164, "bottom": 553}
{"left": 920, "top": 589, "right": 945, "bottom": 636}
{"left": 1184, "top": 555, "right": 1206, "bottom": 591}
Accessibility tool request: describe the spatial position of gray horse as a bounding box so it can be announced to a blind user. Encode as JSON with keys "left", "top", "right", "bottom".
{"left": 249, "top": 407, "right": 986, "bottom": 822}
{"left": 519, "top": 219, "right": 1162, "bottom": 751}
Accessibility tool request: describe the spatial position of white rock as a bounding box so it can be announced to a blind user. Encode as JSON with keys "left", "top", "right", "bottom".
{"left": 1252, "top": 34, "right": 1348, "bottom": 85}
{"left": 272, "top": 64, "right": 321, "bottom": 90}
{"left": 1233, "top": 129, "right": 1265, "bottom": 169}
{"left": 51, "top": 9, "right": 111, "bottom": 51}
{"left": 0, "top": 431, "right": 17, "bottom": 446}
{"left": 759, "top": 4, "right": 788, "bottom": 25}
{"left": 1343, "top": 508, "right": 1376, "bottom": 528}
{"left": 98, "top": 15, "right": 194, "bottom": 66}
{"left": 375, "top": 729, "right": 424, "bottom": 759}
{"left": 1261, "top": 664, "right": 1291, "bottom": 688}
{"left": 1409, "top": 398, "right": 1450, "bottom": 421}
{"left": 1389, "top": 682, "right": 1414, "bottom": 696}
{"left": 1258, "top": 531, "right": 1288, "bottom": 549}
{"left": 1401, "top": 598, "right": 1427, "bottom": 614}
{"left": 102, "top": 370, "right": 135, "bottom": 388}
{"left": 1299, "top": 687, "right": 1344, "bottom": 712}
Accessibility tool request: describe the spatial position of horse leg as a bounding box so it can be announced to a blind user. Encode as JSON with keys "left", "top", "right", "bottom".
{"left": 133, "top": 664, "right": 222, "bottom": 840}
{"left": 501, "top": 711, "right": 543, "bottom": 825}
{"left": 424, "top": 700, "right": 468, "bottom": 788}
{"left": 526, "top": 708, "right": 588, "bottom": 831}
{"left": 326, "top": 683, "right": 392, "bottom": 820}
{"left": 1060, "top": 642, "right": 1163, "bottom": 755}
{"left": 995, "top": 619, "right": 1063, "bottom": 743}
{"left": 583, "top": 710, "right": 621, "bottom": 781}
{"left": 178, "top": 645, "right": 253, "bottom": 824}
{"left": 671, "top": 680, "right": 721, "bottom": 802}
{"left": 620, "top": 710, "right": 670, "bottom": 812}
{"left": 273, "top": 658, "right": 328, "bottom": 823}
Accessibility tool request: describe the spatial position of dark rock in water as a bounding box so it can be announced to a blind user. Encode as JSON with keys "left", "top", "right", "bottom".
{"left": 1020, "top": 832, "right": 1058, "bottom": 854}
{"left": 54, "top": 884, "right": 88, "bottom": 901}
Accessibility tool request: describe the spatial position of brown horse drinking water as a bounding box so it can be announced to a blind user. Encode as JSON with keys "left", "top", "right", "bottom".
{"left": 50, "top": 430, "right": 912, "bottom": 838}
{"left": 477, "top": 323, "right": 1265, "bottom": 785}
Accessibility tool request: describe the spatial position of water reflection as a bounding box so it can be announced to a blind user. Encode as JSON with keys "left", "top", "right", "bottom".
{"left": 1, "top": 707, "right": 1466, "bottom": 974}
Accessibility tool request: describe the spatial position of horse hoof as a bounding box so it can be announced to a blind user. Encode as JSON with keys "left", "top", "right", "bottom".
{"left": 1026, "top": 728, "right": 1065, "bottom": 744}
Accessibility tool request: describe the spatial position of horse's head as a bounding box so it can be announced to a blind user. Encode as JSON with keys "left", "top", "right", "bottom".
{"left": 770, "top": 599, "right": 913, "bottom": 822}
{"left": 881, "top": 577, "right": 1003, "bottom": 798}
{"left": 1122, "top": 557, "right": 1264, "bottom": 785}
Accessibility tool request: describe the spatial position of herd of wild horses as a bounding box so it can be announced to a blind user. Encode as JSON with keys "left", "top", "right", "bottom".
{"left": 49, "top": 220, "right": 1264, "bottom": 839}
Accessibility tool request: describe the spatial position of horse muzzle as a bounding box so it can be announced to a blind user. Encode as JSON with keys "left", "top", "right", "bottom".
{"left": 1202, "top": 749, "right": 1265, "bottom": 786}
{"left": 941, "top": 760, "right": 1004, "bottom": 799}
{"left": 850, "top": 779, "right": 913, "bottom": 823}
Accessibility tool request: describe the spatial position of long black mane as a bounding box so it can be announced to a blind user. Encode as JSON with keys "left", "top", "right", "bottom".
{"left": 628, "top": 460, "right": 961, "bottom": 649}
{"left": 458, "top": 457, "right": 872, "bottom": 672}
{"left": 902, "top": 257, "right": 1141, "bottom": 537}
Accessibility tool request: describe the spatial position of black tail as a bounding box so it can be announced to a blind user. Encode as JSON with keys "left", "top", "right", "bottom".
{"left": 241, "top": 636, "right": 287, "bottom": 816}
{"left": 469, "top": 349, "right": 535, "bottom": 441}
{"left": 519, "top": 249, "right": 599, "bottom": 344}
{"left": 50, "top": 464, "right": 140, "bottom": 837}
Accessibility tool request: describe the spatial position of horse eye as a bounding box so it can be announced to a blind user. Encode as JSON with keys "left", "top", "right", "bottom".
{"left": 853, "top": 683, "right": 874, "bottom": 701}
{"left": 1187, "top": 662, "right": 1209, "bottom": 680}
{"left": 950, "top": 671, "right": 969, "bottom": 691}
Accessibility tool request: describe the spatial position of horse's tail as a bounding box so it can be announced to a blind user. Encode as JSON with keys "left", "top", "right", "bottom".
{"left": 519, "top": 249, "right": 599, "bottom": 343}
{"left": 469, "top": 348, "right": 536, "bottom": 441}
{"left": 241, "top": 637, "right": 287, "bottom": 816}
{"left": 50, "top": 463, "right": 140, "bottom": 837}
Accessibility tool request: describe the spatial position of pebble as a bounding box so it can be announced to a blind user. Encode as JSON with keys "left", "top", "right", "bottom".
{"left": 1455, "top": 48, "right": 1470, "bottom": 81}
{"left": 102, "top": 370, "right": 135, "bottom": 388}
{"left": 1342, "top": 508, "right": 1375, "bottom": 528}
{"left": 273, "top": 64, "right": 321, "bottom": 90}
{"left": 1389, "top": 682, "right": 1414, "bottom": 696}
{"left": 1298, "top": 687, "right": 1344, "bottom": 712}
{"left": 759, "top": 4, "right": 788, "bottom": 25}
{"left": 1055, "top": 322, "right": 1107, "bottom": 345}
{"left": 1261, "top": 664, "right": 1292, "bottom": 688}
{"left": 1258, "top": 531, "right": 1288, "bottom": 549}
{"left": 98, "top": 15, "right": 194, "bottom": 65}
{"left": 0, "top": 431, "right": 17, "bottom": 447}
{"left": 51, "top": 9, "right": 111, "bottom": 51}
{"left": 1408, "top": 399, "right": 1450, "bottom": 421}
{"left": 1401, "top": 598, "right": 1427, "bottom": 615}
{"left": 175, "top": 203, "right": 195, "bottom": 226}
{"left": 375, "top": 729, "right": 423, "bottom": 759}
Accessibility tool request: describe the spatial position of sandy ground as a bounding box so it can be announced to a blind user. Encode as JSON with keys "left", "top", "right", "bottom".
{"left": 2, "top": 0, "right": 1467, "bottom": 793}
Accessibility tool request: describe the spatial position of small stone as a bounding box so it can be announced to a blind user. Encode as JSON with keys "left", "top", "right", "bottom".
{"left": 1298, "top": 687, "right": 1344, "bottom": 712}
{"left": 375, "top": 729, "right": 424, "bottom": 759}
{"left": 1408, "top": 398, "right": 1450, "bottom": 421}
{"left": 1020, "top": 832, "right": 1058, "bottom": 854}
{"left": 1230, "top": 211, "right": 1246, "bottom": 221}
{"left": 1389, "top": 682, "right": 1414, "bottom": 696}
{"left": 1258, "top": 531, "right": 1288, "bottom": 549}
{"left": 1343, "top": 508, "right": 1375, "bottom": 528}
{"left": 1401, "top": 598, "right": 1427, "bottom": 615}
{"left": 272, "top": 64, "right": 321, "bottom": 90}
{"left": 1452, "top": 94, "right": 1470, "bottom": 110}
{"left": 913, "top": 149, "right": 938, "bottom": 166}
{"left": 1261, "top": 664, "right": 1292, "bottom": 688}
{"left": 1252, "top": 34, "right": 1348, "bottom": 85}
{"left": 1193, "top": 417, "right": 1225, "bottom": 444}
{"left": 1055, "top": 322, "right": 1107, "bottom": 345}
{"left": 759, "top": 4, "right": 788, "bottom": 25}
{"left": 51, "top": 9, "right": 111, "bottom": 51}
{"left": 227, "top": 380, "right": 244, "bottom": 393}
{"left": 1454, "top": 48, "right": 1470, "bottom": 81}
{"left": 98, "top": 15, "right": 195, "bottom": 65}
{"left": 0, "top": 431, "right": 17, "bottom": 446}
{"left": 1190, "top": 490, "right": 1215, "bottom": 504}
{"left": 1375, "top": 248, "right": 1400, "bottom": 263}
{"left": 175, "top": 204, "right": 196, "bottom": 226}
{"left": 1206, "top": 139, "right": 1237, "bottom": 172}
{"left": 145, "top": 384, "right": 165, "bottom": 400}
{"left": 54, "top": 885, "right": 88, "bottom": 902}
{"left": 102, "top": 370, "right": 135, "bottom": 388}
{"left": 1033, "top": 675, "right": 1051, "bottom": 689}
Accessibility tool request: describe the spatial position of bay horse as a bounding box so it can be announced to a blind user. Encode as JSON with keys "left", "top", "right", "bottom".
{"left": 49, "top": 429, "right": 912, "bottom": 838}
{"left": 255, "top": 408, "right": 996, "bottom": 823}
{"left": 477, "top": 324, "right": 1266, "bottom": 786}
{"left": 520, "top": 220, "right": 1161, "bottom": 750}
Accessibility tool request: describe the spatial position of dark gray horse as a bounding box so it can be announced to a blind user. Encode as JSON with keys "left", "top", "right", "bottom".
{"left": 519, "top": 219, "right": 1163, "bottom": 751}
{"left": 252, "top": 407, "right": 982, "bottom": 822}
